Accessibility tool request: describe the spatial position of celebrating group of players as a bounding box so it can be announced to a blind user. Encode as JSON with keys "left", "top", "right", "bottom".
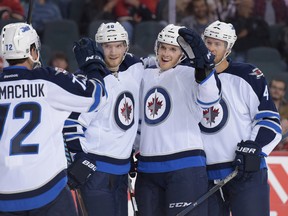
{"left": 0, "top": 17, "right": 282, "bottom": 216}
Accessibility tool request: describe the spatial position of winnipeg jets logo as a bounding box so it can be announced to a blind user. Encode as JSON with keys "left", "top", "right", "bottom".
{"left": 249, "top": 68, "right": 263, "bottom": 79}
{"left": 199, "top": 98, "right": 229, "bottom": 133}
{"left": 203, "top": 107, "right": 220, "bottom": 126}
{"left": 120, "top": 94, "right": 132, "bottom": 123}
{"left": 115, "top": 91, "right": 134, "bottom": 130}
{"left": 144, "top": 87, "right": 171, "bottom": 125}
{"left": 147, "top": 93, "right": 163, "bottom": 118}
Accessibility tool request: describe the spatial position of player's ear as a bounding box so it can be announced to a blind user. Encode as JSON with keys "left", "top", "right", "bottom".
{"left": 30, "top": 44, "right": 38, "bottom": 61}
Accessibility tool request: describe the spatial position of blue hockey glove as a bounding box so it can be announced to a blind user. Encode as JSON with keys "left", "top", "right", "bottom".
{"left": 177, "top": 28, "right": 215, "bottom": 70}
{"left": 73, "top": 37, "right": 109, "bottom": 77}
{"left": 233, "top": 140, "right": 262, "bottom": 179}
{"left": 67, "top": 156, "right": 97, "bottom": 189}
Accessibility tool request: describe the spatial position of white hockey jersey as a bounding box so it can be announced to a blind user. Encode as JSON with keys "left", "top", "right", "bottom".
{"left": 137, "top": 62, "right": 222, "bottom": 173}
{"left": 199, "top": 61, "right": 282, "bottom": 180}
{"left": 0, "top": 66, "right": 106, "bottom": 211}
{"left": 63, "top": 54, "right": 144, "bottom": 175}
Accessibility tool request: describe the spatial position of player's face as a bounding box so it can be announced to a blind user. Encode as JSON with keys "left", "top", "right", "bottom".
{"left": 157, "top": 43, "right": 183, "bottom": 71}
{"left": 205, "top": 37, "right": 227, "bottom": 65}
{"left": 102, "top": 41, "right": 127, "bottom": 70}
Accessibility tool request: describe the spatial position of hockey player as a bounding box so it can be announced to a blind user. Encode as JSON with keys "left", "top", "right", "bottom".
{"left": 199, "top": 20, "right": 282, "bottom": 216}
{"left": 134, "top": 24, "right": 221, "bottom": 216}
{"left": 0, "top": 23, "right": 108, "bottom": 215}
{"left": 62, "top": 22, "right": 144, "bottom": 216}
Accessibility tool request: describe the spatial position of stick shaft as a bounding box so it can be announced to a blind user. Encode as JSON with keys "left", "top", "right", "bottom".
{"left": 176, "top": 168, "right": 238, "bottom": 216}
{"left": 128, "top": 177, "right": 139, "bottom": 215}
{"left": 26, "top": 0, "right": 34, "bottom": 24}
{"left": 64, "top": 142, "right": 88, "bottom": 216}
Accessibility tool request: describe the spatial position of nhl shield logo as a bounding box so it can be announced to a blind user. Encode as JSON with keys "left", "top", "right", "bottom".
{"left": 199, "top": 98, "right": 229, "bottom": 133}
{"left": 114, "top": 91, "right": 135, "bottom": 130}
{"left": 144, "top": 87, "right": 171, "bottom": 125}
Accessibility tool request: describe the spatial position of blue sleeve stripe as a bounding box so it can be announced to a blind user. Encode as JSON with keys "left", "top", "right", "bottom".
{"left": 64, "top": 120, "right": 79, "bottom": 126}
{"left": 64, "top": 134, "right": 85, "bottom": 140}
{"left": 197, "top": 96, "right": 221, "bottom": 107}
{"left": 88, "top": 81, "right": 102, "bottom": 112}
{"left": 256, "top": 120, "right": 282, "bottom": 134}
{"left": 199, "top": 69, "right": 216, "bottom": 85}
{"left": 255, "top": 111, "right": 280, "bottom": 120}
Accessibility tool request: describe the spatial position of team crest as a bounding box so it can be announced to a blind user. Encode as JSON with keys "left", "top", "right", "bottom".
{"left": 114, "top": 91, "right": 134, "bottom": 130}
{"left": 144, "top": 87, "right": 171, "bottom": 125}
{"left": 199, "top": 98, "right": 229, "bottom": 133}
{"left": 54, "top": 67, "right": 69, "bottom": 75}
{"left": 249, "top": 68, "right": 263, "bottom": 79}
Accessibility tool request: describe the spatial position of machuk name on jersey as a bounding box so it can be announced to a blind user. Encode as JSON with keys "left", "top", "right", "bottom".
{"left": 0, "top": 83, "right": 45, "bottom": 99}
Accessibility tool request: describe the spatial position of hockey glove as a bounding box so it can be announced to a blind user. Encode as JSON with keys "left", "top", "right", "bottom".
{"left": 177, "top": 28, "right": 215, "bottom": 70}
{"left": 233, "top": 140, "right": 262, "bottom": 179}
{"left": 73, "top": 37, "right": 109, "bottom": 78}
{"left": 67, "top": 156, "right": 97, "bottom": 190}
{"left": 129, "top": 150, "right": 138, "bottom": 178}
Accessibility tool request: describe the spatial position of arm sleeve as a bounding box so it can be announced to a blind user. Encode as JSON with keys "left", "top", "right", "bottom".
{"left": 246, "top": 76, "right": 282, "bottom": 155}
{"left": 196, "top": 70, "right": 222, "bottom": 109}
{"left": 63, "top": 112, "right": 95, "bottom": 153}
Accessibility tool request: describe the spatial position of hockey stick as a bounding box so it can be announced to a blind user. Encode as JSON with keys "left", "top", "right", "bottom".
{"left": 128, "top": 176, "right": 139, "bottom": 216}
{"left": 26, "top": 0, "right": 34, "bottom": 24}
{"left": 64, "top": 142, "right": 88, "bottom": 216}
{"left": 176, "top": 167, "right": 238, "bottom": 216}
{"left": 25, "top": 0, "right": 45, "bottom": 67}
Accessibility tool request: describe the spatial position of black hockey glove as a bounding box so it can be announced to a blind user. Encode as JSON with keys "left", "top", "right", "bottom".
{"left": 67, "top": 156, "right": 97, "bottom": 190}
{"left": 73, "top": 37, "right": 109, "bottom": 78}
{"left": 177, "top": 28, "right": 215, "bottom": 70}
{"left": 233, "top": 140, "right": 262, "bottom": 180}
{"left": 129, "top": 150, "right": 138, "bottom": 178}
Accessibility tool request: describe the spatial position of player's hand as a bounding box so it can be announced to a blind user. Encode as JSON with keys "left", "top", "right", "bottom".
{"left": 67, "top": 156, "right": 97, "bottom": 189}
{"left": 233, "top": 140, "right": 262, "bottom": 180}
{"left": 177, "top": 27, "right": 215, "bottom": 70}
{"left": 73, "top": 37, "right": 109, "bottom": 77}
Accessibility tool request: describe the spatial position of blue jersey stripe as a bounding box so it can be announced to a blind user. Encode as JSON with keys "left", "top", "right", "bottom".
{"left": 0, "top": 177, "right": 67, "bottom": 211}
{"left": 138, "top": 155, "right": 206, "bottom": 173}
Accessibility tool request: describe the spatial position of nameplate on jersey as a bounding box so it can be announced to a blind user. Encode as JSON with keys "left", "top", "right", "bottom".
{"left": 0, "top": 83, "right": 45, "bottom": 100}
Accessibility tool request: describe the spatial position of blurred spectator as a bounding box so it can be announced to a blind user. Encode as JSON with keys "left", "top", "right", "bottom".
{"left": 180, "top": 0, "right": 216, "bottom": 35}
{"left": 226, "top": 0, "right": 270, "bottom": 62}
{"left": 0, "top": 0, "right": 25, "bottom": 20}
{"left": 158, "top": 0, "right": 192, "bottom": 25}
{"left": 114, "top": 0, "right": 159, "bottom": 41}
{"left": 269, "top": 79, "right": 288, "bottom": 151}
{"left": 48, "top": 51, "right": 70, "bottom": 71}
{"left": 84, "top": 0, "right": 117, "bottom": 21}
{"left": 79, "top": 0, "right": 117, "bottom": 35}
{"left": 24, "top": 0, "right": 62, "bottom": 38}
{"left": 254, "top": 0, "right": 288, "bottom": 26}
{"left": 279, "top": 25, "right": 288, "bottom": 68}
{"left": 207, "top": 0, "right": 236, "bottom": 21}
